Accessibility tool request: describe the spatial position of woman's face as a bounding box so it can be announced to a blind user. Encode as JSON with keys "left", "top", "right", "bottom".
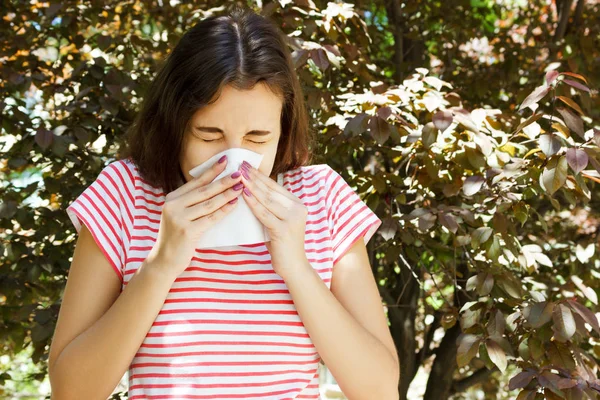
{"left": 180, "top": 82, "right": 283, "bottom": 183}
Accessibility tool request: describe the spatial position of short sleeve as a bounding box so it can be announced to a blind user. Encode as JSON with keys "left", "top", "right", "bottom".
{"left": 66, "top": 161, "right": 131, "bottom": 282}
{"left": 323, "top": 165, "right": 383, "bottom": 265}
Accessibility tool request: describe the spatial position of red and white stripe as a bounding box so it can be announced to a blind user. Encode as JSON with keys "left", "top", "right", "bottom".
{"left": 66, "top": 159, "right": 382, "bottom": 399}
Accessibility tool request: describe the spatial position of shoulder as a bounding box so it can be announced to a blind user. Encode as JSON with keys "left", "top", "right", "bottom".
{"left": 280, "top": 164, "right": 343, "bottom": 205}
{"left": 99, "top": 158, "right": 138, "bottom": 195}
{"left": 283, "top": 163, "right": 338, "bottom": 183}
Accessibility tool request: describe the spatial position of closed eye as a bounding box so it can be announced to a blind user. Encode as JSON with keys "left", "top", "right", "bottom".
{"left": 202, "top": 139, "right": 267, "bottom": 144}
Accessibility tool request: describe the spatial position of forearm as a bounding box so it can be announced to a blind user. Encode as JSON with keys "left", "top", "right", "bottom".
{"left": 281, "top": 260, "right": 400, "bottom": 400}
{"left": 50, "top": 260, "right": 177, "bottom": 400}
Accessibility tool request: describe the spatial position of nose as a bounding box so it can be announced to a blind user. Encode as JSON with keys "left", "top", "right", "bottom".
{"left": 219, "top": 140, "right": 253, "bottom": 154}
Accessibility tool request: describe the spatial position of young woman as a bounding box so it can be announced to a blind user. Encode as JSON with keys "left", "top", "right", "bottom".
{"left": 48, "top": 6, "right": 399, "bottom": 400}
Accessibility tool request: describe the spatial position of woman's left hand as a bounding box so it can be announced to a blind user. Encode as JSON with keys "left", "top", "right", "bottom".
{"left": 239, "top": 161, "right": 309, "bottom": 278}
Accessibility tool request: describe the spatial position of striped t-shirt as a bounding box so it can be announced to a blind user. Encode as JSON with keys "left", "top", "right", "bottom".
{"left": 66, "top": 157, "right": 382, "bottom": 399}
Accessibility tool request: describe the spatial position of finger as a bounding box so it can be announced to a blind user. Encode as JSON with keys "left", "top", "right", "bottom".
{"left": 242, "top": 186, "right": 279, "bottom": 230}
{"left": 190, "top": 196, "right": 239, "bottom": 232}
{"left": 241, "top": 163, "right": 299, "bottom": 205}
{"left": 180, "top": 169, "right": 243, "bottom": 208}
{"left": 240, "top": 166, "right": 290, "bottom": 219}
{"left": 186, "top": 179, "right": 244, "bottom": 221}
{"left": 244, "top": 163, "right": 302, "bottom": 204}
{"left": 168, "top": 156, "right": 230, "bottom": 200}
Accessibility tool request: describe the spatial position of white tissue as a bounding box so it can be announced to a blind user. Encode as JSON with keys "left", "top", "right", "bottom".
{"left": 188, "top": 148, "right": 272, "bottom": 248}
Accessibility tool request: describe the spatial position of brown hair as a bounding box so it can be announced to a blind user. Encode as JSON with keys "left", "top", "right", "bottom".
{"left": 117, "top": 5, "right": 315, "bottom": 194}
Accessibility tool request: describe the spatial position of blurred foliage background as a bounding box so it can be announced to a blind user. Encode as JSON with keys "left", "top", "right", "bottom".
{"left": 1, "top": 0, "right": 599, "bottom": 399}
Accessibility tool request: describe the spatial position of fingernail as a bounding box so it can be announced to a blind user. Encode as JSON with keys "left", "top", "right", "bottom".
{"left": 243, "top": 187, "right": 252, "bottom": 197}
{"left": 218, "top": 155, "right": 227, "bottom": 164}
{"left": 241, "top": 169, "right": 250, "bottom": 180}
{"left": 242, "top": 161, "right": 251, "bottom": 170}
{"left": 231, "top": 171, "right": 241, "bottom": 179}
{"left": 233, "top": 182, "right": 243, "bottom": 190}
{"left": 228, "top": 197, "right": 238, "bottom": 204}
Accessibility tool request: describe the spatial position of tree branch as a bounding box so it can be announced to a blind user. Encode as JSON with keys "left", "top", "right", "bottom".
{"left": 554, "top": 0, "right": 573, "bottom": 42}
{"left": 451, "top": 367, "right": 498, "bottom": 394}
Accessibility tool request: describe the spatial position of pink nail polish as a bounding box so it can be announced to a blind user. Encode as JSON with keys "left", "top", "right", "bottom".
{"left": 243, "top": 187, "right": 252, "bottom": 197}
{"left": 218, "top": 155, "right": 227, "bottom": 163}
{"left": 231, "top": 171, "right": 241, "bottom": 179}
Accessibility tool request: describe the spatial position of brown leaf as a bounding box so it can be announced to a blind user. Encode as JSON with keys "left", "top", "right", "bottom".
{"left": 376, "top": 106, "right": 392, "bottom": 120}
{"left": 438, "top": 211, "right": 459, "bottom": 234}
{"left": 509, "top": 370, "right": 536, "bottom": 391}
{"left": 422, "top": 122, "right": 438, "bottom": 148}
{"left": 594, "top": 128, "right": 600, "bottom": 147}
{"left": 379, "top": 217, "right": 397, "bottom": 241}
{"left": 560, "top": 71, "right": 588, "bottom": 84}
{"left": 368, "top": 115, "right": 390, "bottom": 144}
{"left": 566, "top": 299, "right": 600, "bottom": 334}
{"left": 557, "top": 107, "right": 585, "bottom": 139}
{"left": 310, "top": 48, "right": 329, "bottom": 71}
{"left": 545, "top": 70, "right": 559, "bottom": 85}
{"left": 566, "top": 148, "right": 588, "bottom": 175}
{"left": 343, "top": 113, "right": 368, "bottom": 137}
{"left": 527, "top": 301, "right": 554, "bottom": 328}
{"left": 562, "top": 79, "right": 591, "bottom": 93}
{"left": 512, "top": 113, "right": 543, "bottom": 136}
{"left": 556, "top": 96, "right": 584, "bottom": 115}
{"left": 552, "top": 303, "right": 576, "bottom": 341}
{"left": 519, "top": 85, "right": 551, "bottom": 111}
{"left": 486, "top": 339, "right": 507, "bottom": 372}
{"left": 35, "top": 129, "right": 54, "bottom": 150}
{"left": 433, "top": 109, "right": 453, "bottom": 132}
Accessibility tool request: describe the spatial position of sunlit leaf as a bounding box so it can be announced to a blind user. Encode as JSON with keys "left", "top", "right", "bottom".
{"left": 486, "top": 339, "right": 507, "bottom": 372}
{"left": 552, "top": 303, "right": 576, "bottom": 340}
{"left": 556, "top": 96, "right": 584, "bottom": 115}
{"left": 545, "top": 70, "right": 559, "bottom": 85}
{"left": 539, "top": 134, "right": 562, "bottom": 157}
{"left": 463, "top": 175, "right": 485, "bottom": 196}
{"left": 540, "top": 156, "right": 568, "bottom": 195}
{"left": 518, "top": 85, "right": 551, "bottom": 111}
{"left": 452, "top": 108, "right": 479, "bottom": 133}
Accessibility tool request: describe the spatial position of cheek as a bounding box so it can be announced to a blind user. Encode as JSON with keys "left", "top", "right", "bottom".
{"left": 181, "top": 142, "right": 211, "bottom": 169}
{"left": 258, "top": 145, "right": 279, "bottom": 175}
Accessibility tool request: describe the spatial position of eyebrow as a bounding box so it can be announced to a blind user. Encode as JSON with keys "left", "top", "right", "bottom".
{"left": 194, "top": 126, "right": 272, "bottom": 136}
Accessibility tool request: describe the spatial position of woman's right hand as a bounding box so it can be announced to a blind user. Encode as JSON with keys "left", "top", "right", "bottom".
{"left": 145, "top": 156, "right": 244, "bottom": 279}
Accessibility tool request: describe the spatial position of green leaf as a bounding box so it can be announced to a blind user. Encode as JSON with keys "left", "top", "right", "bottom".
{"left": 540, "top": 156, "right": 568, "bottom": 195}
{"left": 457, "top": 334, "right": 481, "bottom": 368}
{"left": 485, "top": 235, "right": 501, "bottom": 262}
{"left": 486, "top": 339, "right": 507, "bottom": 372}
{"left": 471, "top": 227, "right": 493, "bottom": 249}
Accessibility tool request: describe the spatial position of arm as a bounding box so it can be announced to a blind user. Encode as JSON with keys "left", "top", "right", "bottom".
{"left": 281, "top": 240, "right": 400, "bottom": 400}
{"left": 48, "top": 225, "right": 177, "bottom": 400}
